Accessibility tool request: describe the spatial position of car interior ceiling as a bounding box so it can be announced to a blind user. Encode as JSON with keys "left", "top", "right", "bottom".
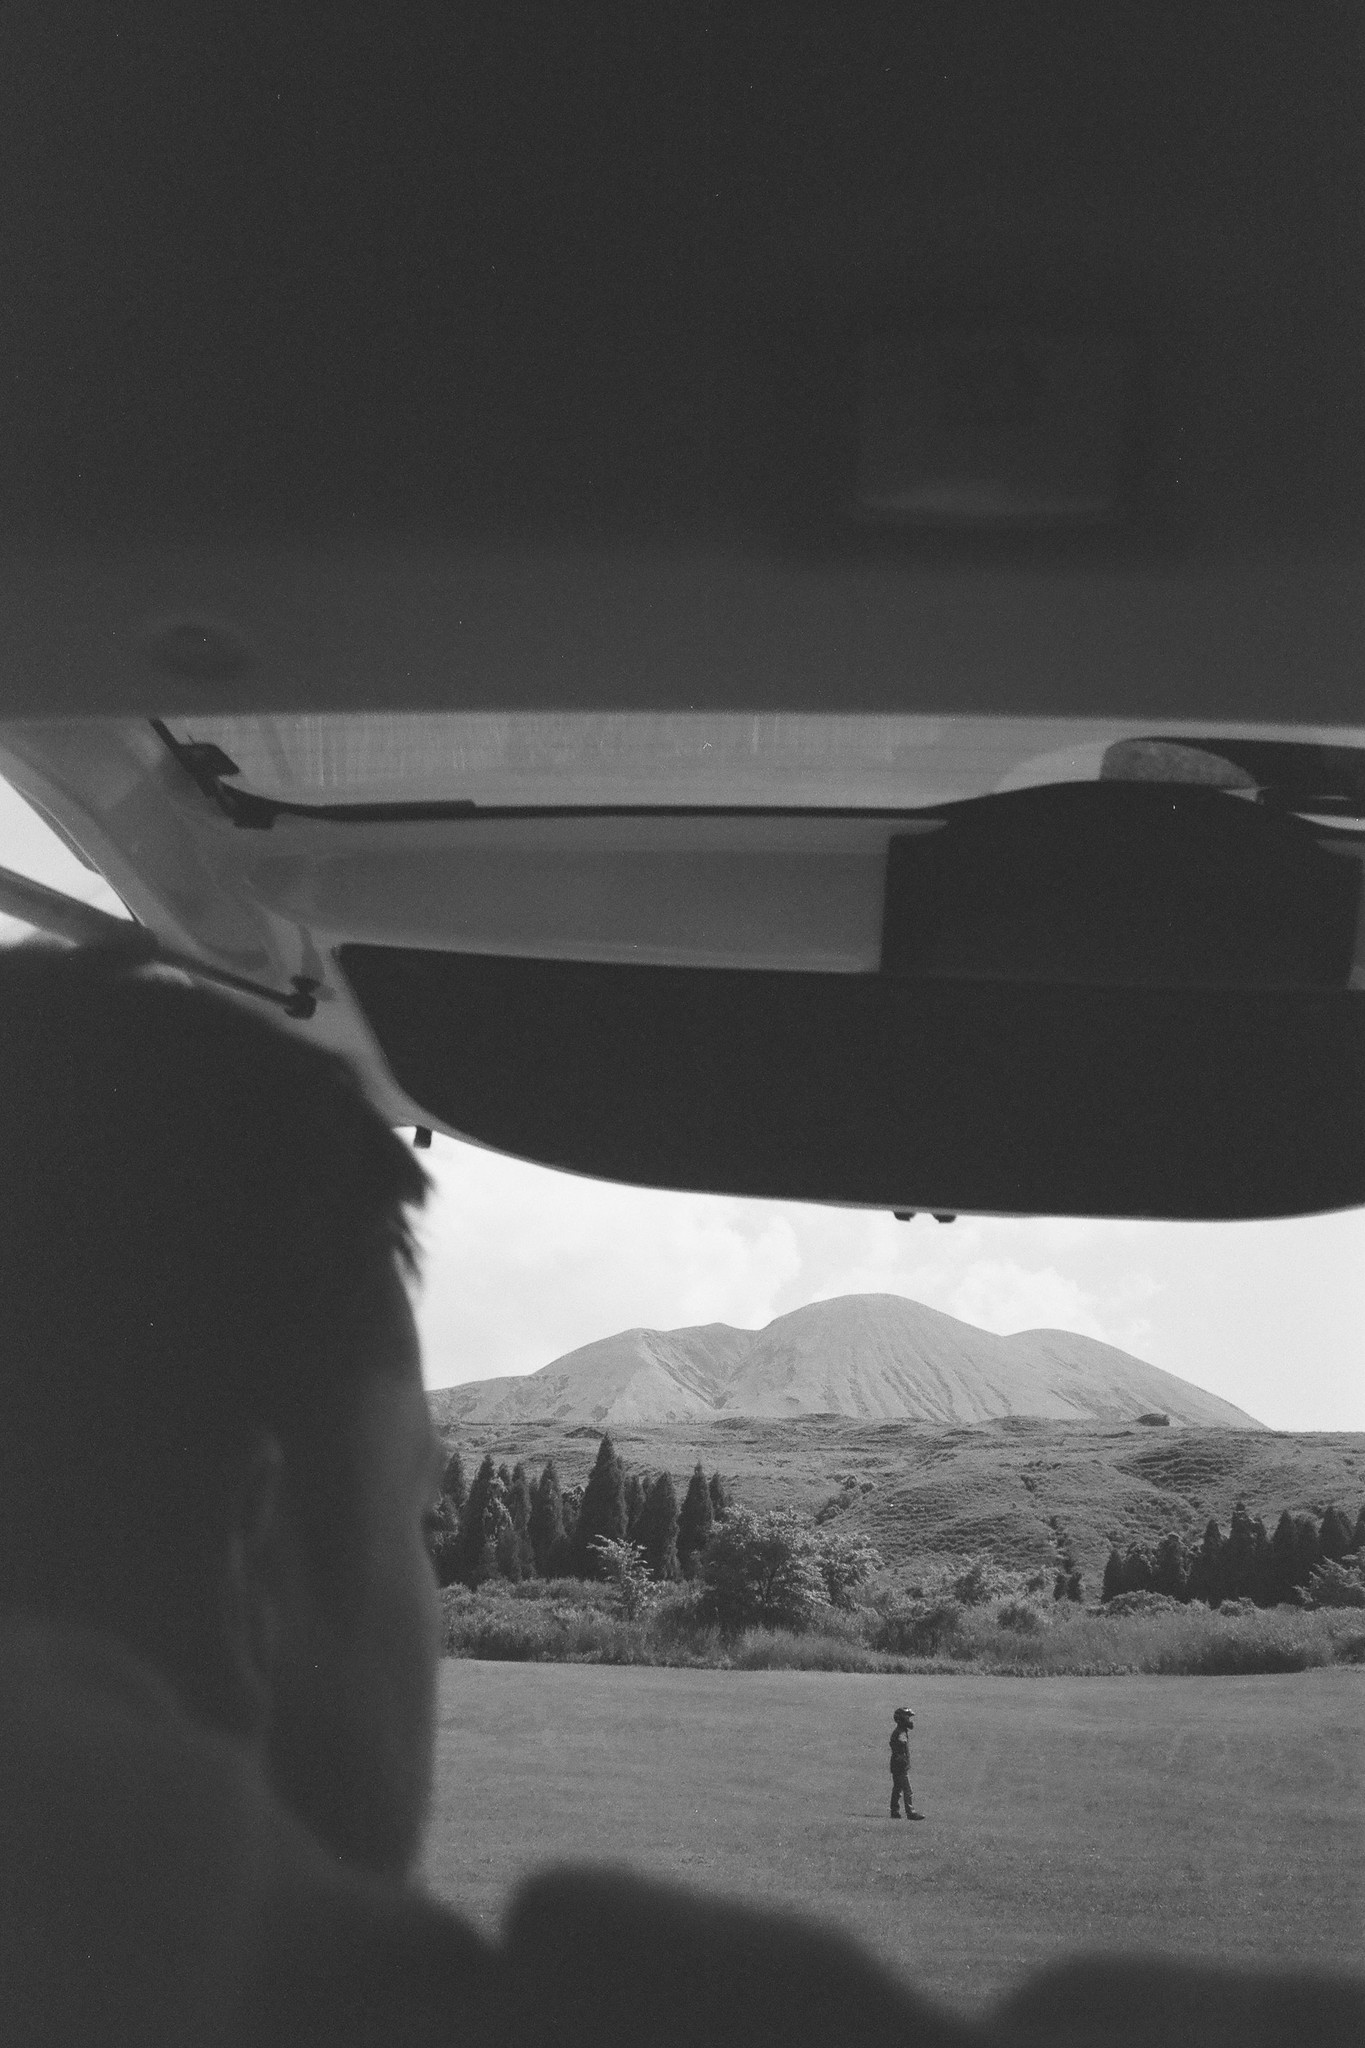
{"left": 0, "top": 6, "right": 1359, "bottom": 1224}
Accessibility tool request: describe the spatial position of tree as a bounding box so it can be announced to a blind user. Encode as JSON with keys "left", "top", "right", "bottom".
{"left": 1224, "top": 1500, "right": 1257, "bottom": 1601}
{"left": 1120, "top": 1544, "right": 1154, "bottom": 1596}
{"left": 624, "top": 1472, "right": 646, "bottom": 1540}
{"left": 1353, "top": 1502, "right": 1365, "bottom": 1554}
{"left": 1292, "top": 1512, "right": 1322, "bottom": 1592}
{"left": 1269, "top": 1509, "right": 1298, "bottom": 1605}
{"left": 440, "top": 1449, "right": 467, "bottom": 1512}
{"left": 572, "top": 1433, "right": 628, "bottom": 1577}
{"left": 1187, "top": 1519, "right": 1225, "bottom": 1606}
{"left": 1249, "top": 1516, "right": 1274, "bottom": 1607}
{"left": 1152, "top": 1532, "right": 1189, "bottom": 1601}
{"left": 457, "top": 1453, "right": 508, "bottom": 1586}
{"left": 501, "top": 1463, "right": 535, "bottom": 1579}
{"left": 529, "top": 1460, "right": 564, "bottom": 1576}
{"left": 1319, "top": 1505, "right": 1354, "bottom": 1560}
{"left": 678, "top": 1463, "right": 714, "bottom": 1577}
{"left": 708, "top": 1472, "right": 730, "bottom": 1522}
{"left": 699, "top": 1507, "right": 828, "bottom": 1633}
{"left": 1101, "top": 1547, "right": 1124, "bottom": 1603}
{"left": 427, "top": 1492, "right": 463, "bottom": 1588}
{"left": 815, "top": 1529, "right": 883, "bottom": 1608}
{"left": 636, "top": 1471, "right": 680, "bottom": 1580}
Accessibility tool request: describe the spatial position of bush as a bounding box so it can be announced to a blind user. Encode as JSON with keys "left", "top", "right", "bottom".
{"left": 872, "top": 1598, "right": 961, "bottom": 1656}
{"left": 1305, "top": 1557, "right": 1365, "bottom": 1608}
{"left": 1103, "top": 1590, "right": 1187, "bottom": 1618}
{"left": 590, "top": 1537, "right": 659, "bottom": 1622}
{"left": 997, "top": 1599, "right": 1047, "bottom": 1634}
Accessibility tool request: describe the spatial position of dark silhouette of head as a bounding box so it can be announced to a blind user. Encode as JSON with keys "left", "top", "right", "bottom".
{"left": 0, "top": 943, "right": 441, "bottom": 1876}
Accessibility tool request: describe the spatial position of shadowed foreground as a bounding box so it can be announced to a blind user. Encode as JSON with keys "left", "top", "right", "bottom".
{"left": 424, "top": 1662, "right": 1363, "bottom": 2017}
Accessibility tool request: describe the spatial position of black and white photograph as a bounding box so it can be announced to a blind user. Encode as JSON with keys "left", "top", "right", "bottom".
{"left": 0, "top": 8, "right": 1361, "bottom": 2044}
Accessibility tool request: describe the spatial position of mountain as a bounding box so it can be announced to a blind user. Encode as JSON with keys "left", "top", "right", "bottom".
{"left": 426, "top": 1294, "right": 1261, "bottom": 1430}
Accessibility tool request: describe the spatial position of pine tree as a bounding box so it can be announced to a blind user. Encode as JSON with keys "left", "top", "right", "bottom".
{"left": 529, "top": 1460, "right": 564, "bottom": 1576}
{"left": 457, "top": 1454, "right": 504, "bottom": 1585}
{"left": 708, "top": 1472, "right": 730, "bottom": 1522}
{"left": 624, "top": 1472, "right": 646, "bottom": 1540}
{"left": 504, "top": 1463, "right": 535, "bottom": 1578}
{"left": 1100, "top": 1547, "right": 1124, "bottom": 1603}
{"left": 1292, "top": 1512, "right": 1322, "bottom": 1591}
{"left": 441, "top": 1449, "right": 467, "bottom": 1511}
{"left": 1319, "top": 1505, "right": 1354, "bottom": 1560}
{"left": 1188, "top": 1519, "right": 1225, "bottom": 1606}
{"left": 1224, "top": 1500, "right": 1257, "bottom": 1600}
{"left": 1250, "top": 1517, "right": 1274, "bottom": 1606}
{"left": 572, "top": 1433, "right": 628, "bottom": 1577}
{"left": 1121, "top": 1544, "right": 1154, "bottom": 1595}
{"left": 678, "top": 1462, "right": 714, "bottom": 1577}
{"left": 1270, "top": 1508, "right": 1298, "bottom": 1605}
{"left": 1152, "top": 1531, "right": 1188, "bottom": 1601}
{"left": 637, "top": 1471, "right": 681, "bottom": 1580}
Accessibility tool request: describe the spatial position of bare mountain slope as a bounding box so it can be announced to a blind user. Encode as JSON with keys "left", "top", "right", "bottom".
{"left": 428, "top": 1294, "right": 1260, "bottom": 1430}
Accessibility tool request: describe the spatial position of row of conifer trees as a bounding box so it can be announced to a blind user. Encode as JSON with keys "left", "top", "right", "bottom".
{"left": 1100, "top": 1498, "right": 1365, "bottom": 1608}
{"left": 428, "top": 1431, "right": 729, "bottom": 1590}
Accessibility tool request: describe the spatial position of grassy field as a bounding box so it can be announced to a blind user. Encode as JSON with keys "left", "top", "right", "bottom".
{"left": 431, "top": 1413, "right": 1365, "bottom": 1586}
{"left": 422, "top": 1660, "right": 1364, "bottom": 2017}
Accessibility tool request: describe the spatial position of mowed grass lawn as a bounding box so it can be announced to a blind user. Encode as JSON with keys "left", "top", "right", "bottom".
{"left": 423, "top": 1662, "right": 1364, "bottom": 2015}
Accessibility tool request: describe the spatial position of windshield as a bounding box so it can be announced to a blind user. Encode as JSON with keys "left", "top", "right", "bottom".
{"left": 160, "top": 711, "right": 1365, "bottom": 819}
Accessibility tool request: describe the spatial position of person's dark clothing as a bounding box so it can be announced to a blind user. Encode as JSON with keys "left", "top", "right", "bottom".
{"left": 890, "top": 1725, "right": 914, "bottom": 1816}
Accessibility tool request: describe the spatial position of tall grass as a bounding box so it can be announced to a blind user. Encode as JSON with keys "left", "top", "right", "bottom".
{"left": 441, "top": 1581, "right": 1365, "bottom": 1675}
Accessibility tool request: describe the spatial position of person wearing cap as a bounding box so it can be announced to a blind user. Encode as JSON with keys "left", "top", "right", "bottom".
{"left": 889, "top": 1707, "right": 923, "bottom": 1819}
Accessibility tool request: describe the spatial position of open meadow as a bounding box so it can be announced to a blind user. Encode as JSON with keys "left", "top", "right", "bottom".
{"left": 423, "top": 1660, "right": 1364, "bottom": 2017}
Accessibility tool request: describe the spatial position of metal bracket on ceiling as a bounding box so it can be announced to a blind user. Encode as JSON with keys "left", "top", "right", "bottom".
{"left": 150, "top": 719, "right": 279, "bottom": 829}
{"left": 0, "top": 864, "right": 319, "bottom": 1019}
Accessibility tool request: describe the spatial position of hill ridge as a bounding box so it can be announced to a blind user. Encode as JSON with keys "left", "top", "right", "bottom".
{"left": 428, "top": 1293, "right": 1261, "bottom": 1432}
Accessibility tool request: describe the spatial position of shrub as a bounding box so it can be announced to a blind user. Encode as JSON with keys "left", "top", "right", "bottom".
{"left": 997, "top": 1599, "right": 1046, "bottom": 1634}
{"left": 590, "top": 1536, "right": 659, "bottom": 1621}
{"left": 872, "top": 1598, "right": 961, "bottom": 1656}
{"left": 952, "top": 1554, "right": 1015, "bottom": 1606}
{"left": 1102, "top": 1590, "right": 1186, "bottom": 1618}
{"left": 813, "top": 1491, "right": 855, "bottom": 1525}
{"left": 1305, "top": 1557, "right": 1365, "bottom": 1609}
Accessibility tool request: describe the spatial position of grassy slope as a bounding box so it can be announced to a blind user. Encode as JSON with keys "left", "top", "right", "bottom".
{"left": 431, "top": 1412, "right": 1365, "bottom": 1583}
{"left": 422, "top": 1660, "right": 1365, "bottom": 2017}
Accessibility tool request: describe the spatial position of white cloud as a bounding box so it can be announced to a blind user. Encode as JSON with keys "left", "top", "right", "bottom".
{"left": 409, "top": 1137, "right": 1365, "bottom": 1431}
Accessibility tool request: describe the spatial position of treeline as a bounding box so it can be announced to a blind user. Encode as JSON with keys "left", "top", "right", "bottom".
{"left": 428, "top": 1431, "right": 729, "bottom": 1589}
{"left": 1101, "top": 1498, "right": 1365, "bottom": 1609}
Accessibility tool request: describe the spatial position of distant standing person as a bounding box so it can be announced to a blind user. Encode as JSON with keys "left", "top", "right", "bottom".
{"left": 889, "top": 1707, "right": 922, "bottom": 1819}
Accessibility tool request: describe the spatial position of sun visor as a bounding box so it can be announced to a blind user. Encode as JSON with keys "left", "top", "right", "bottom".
{"left": 339, "top": 946, "right": 1365, "bottom": 1222}
{"left": 880, "top": 784, "right": 1362, "bottom": 989}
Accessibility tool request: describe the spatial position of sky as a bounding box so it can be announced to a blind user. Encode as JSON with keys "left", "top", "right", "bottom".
{"left": 1, "top": 772, "right": 1361, "bottom": 1432}
{"left": 410, "top": 1134, "right": 1365, "bottom": 1432}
